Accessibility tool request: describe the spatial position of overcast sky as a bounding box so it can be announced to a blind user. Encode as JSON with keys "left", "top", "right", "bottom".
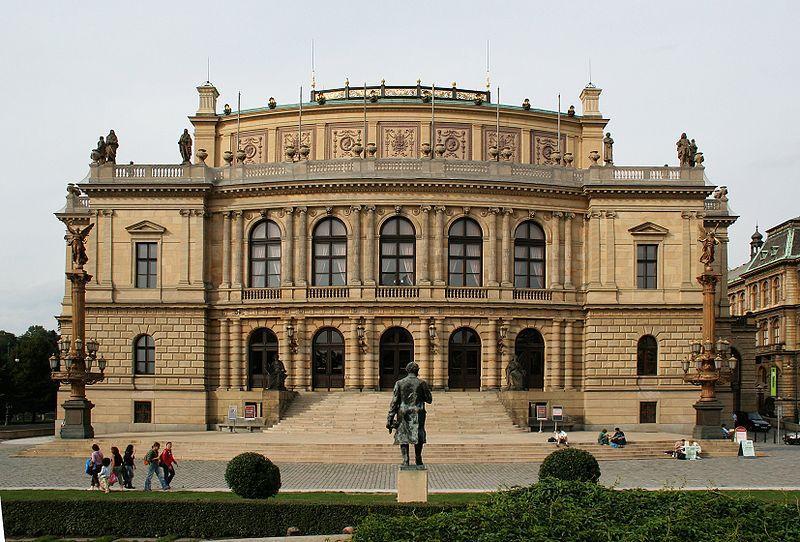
{"left": 0, "top": 1, "right": 797, "bottom": 334}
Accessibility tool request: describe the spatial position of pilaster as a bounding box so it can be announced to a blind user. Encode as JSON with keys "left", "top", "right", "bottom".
{"left": 221, "top": 212, "right": 232, "bottom": 289}
{"left": 349, "top": 206, "right": 362, "bottom": 285}
{"left": 550, "top": 211, "right": 563, "bottom": 289}
{"left": 433, "top": 207, "right": 446, "bottom": 286}
{"left": 296, "top": 207, "right": 308, "bottom": 286}
{"left": 486, "top": 208, "right": 500, "bottom": 286}
{"left": 604, "top": 211, "right": 617, "bottom": 289}
{"left": 564, "top": 213, "right": 574, "bottom": 289}
{"left": 179, "top": 209, "right": 192, "bottom": 285}
{"left": 500, "top": 208, "right": 513, "bottom": 287}
{"left": 282, "top": 207, "right": 294, "bottom": 286}
{"left": 231, "top": 318, "right": 242, "bottom": 390}
{"left": 232, "top": 211, "right": 244, "bottom": 289}
{"left": 419, "top": 317, "right": 431, "bottom": 381}
{"left": 564, "top": 320, "right": 574, "bottom": 390}
{"left": 549, "top": 319, "right": 562, "bottom": 390}
{"left": 219, "top": 318, "right": 230, "bottom": 389}
{"left": 418, "top": 206, "right": 431, "bottom": 285}
{"left": 363, "top": 206, "right": 376, "bottom": 285}
{"left": 486, "top": 318, "right": 499, "bottom": 389}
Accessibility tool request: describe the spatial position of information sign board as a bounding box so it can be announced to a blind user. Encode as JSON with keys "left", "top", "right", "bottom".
{"left": 552, "top": 405, "right": 564, "bottom": 422}
{"left": 739, "top": 440, "right": 756, "bottom": 458}
{"left": 735, "top": 426, "right": 748, "bottom": 443}
{"left": 536, "top": 403, "right": 548, "bottom": 421}
{"left": 244, "top": 404, "right": 257, "bottom": 419}
{"left": 227, "top": 405, "right": 238, "bottom": 421}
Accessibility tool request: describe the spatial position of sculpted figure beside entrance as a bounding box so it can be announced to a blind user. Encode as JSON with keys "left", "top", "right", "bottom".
{"left": 387, "top": 362, "right": 432, "bottom": 466}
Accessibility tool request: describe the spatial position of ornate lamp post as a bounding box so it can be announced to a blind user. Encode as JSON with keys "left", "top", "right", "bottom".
{"left": 51, "top": 184, "right": 107, "bottom": 439}
{"left": 682, "top": 228, "right": 737, "bottom": 439}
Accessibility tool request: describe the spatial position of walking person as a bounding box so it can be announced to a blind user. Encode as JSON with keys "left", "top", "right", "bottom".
{"left": 122, "top": 444, "right": 136, "bottom": 489}
{"left": 89, "top": 443, "right": 104, "bottom": 490}
{"left": 110, "top": 446, "right": 124, "bottom": 489}
{"left": 160, "top": 441, "right": 178, "bottom": 489}
{"left": 98, "top": 457, "right": 112, "bottom": 493}
{"left": 143, "top": 442, "right": 168, "bottom": 491}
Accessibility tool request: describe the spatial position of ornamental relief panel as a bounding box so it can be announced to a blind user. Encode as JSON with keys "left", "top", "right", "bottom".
{"left": 326, "top": 123, "right": 365, "bottom": 159}
{"left": 482, "top": 127, "right": 521, "bottom": 162}
{"left": 229, "top": 131, "right": 266, "bottom": 164}
{"left": 276, "top": 127, "right": 314, "bottom": 161}
{"left": 531, "top": 131, "right": 567, "bottom": 165}
{"left": 434, "top": 124, "right": 470, "bottom": 160}
{"left": 379, "top": 122, "right": 419, "bottom": 158}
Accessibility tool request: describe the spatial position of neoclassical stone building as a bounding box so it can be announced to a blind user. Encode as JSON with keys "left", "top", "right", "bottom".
{"left": 57, "top": 80, "right": 753, "bottom": 433}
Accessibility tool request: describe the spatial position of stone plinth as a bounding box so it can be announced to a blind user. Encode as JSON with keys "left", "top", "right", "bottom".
{"left": 397, "top": 465, "right": 428, "bottom": 503}
{"left": 60, "top": 398, "right": 95, "bottom": 439}
{"left": 692, "top": 399, "right": 724, "bottom": 440}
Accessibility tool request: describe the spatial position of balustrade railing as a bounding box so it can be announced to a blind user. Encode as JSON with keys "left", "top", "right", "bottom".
{"left": 242, "top": 288, "right": 281, "bottom": 300}
{"left": 445, "top": 287, "right": 488, "bottom": 299}
{"left": 306, "top": 286, "right": 349, "bottom": 299}
{"left": 376, "top": 286, "right": 420, "bottom": 298}
{"left": 512, "top": 288, "right": 553, "bottom": 301}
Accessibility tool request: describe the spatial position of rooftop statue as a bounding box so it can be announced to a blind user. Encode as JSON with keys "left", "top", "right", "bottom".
{"left": 603, "top": 132, "right": 614, "bottom": 165}
{"left": 105, "top": 130, "right": 119, "bottom": 164}
{"left": 689, "top": 138, "right": 698, "bottom": 167}
{"left": 386, "top": 362, "right": 432, "bottom": 466}
{"left": 179, "top": 129, "right": 193, "bottom": 164}
{"left": 92, "top": 136, "right": 106, "bottom": 165}
{"left": 677, "top": 133, "right": 691, "bottom": 167}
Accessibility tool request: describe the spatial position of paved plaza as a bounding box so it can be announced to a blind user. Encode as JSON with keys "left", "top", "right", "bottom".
{"left": 2, "top": 439, "right": 799, "bottom": 492}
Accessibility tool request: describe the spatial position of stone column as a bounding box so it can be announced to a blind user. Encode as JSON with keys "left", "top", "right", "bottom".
{"left": 432, "top": 317, "right": 446, "bottom": 388}
{"left": 564, "top": 320, "right": 574, "bottom": 390}
{"left": 419, "top": 317, "right": 431, "bottom": 381}
{"left": 363, "top": 317, "right": 376, "bottom": 389}
{"left": 605, "top": 211, "right": 617, "bottom": 288}
{"left": 232, "top": 211, "right": 244, "bottom": 289}
{"left": 282, "top": 208, "right": 294, "bottom": 286}
{"left": 350, "top": 206, "right": 362, "bottom": 285}
{"left": 550, "top": 211, "right": 563, "bottom": 289}
{"left": 563, "top": 213, "right": 574, "bottom": 289}
{"left": 193, "top": 210, "right": 206, "bottom": 286}
{"left": 296, "top": 207, "right": 308, "bottom": 286}
{"left": 231, "top": 318, "right": 243, "bottom": 390}
{"left": 283, "top": 317, "right": 295, "bottom": 389}
{"left": 419, "top": 206, "right": 431, "bottom": 285}
{"left": 100, "top": 210, "right": 114, "bottom": 289}
{"left": 681, "top": 211, "right": 693, "bottom": 289}
{"left": 549, "top": 319, "right": 562, "bottom": 390}
{"left": 221, "top": 212, "right": 232, "bottom": 289}
{"left": 348, "top": 317, "right": 361, "bottom": 389}
{"left": 433, "top": 207, "right": 446, "bottom": 285}
{"left": 364, "top": 206, "right": 376, "bottom": 285}
{"left": 487, "top": 318, "right": 499, "bottom": 389}
{"left": 486, "top": 208, "right": 500, "bottom": 286}
{"left": 219, "top": 318, "right": 230, "bottom": 389}
{"left": 179, "top": 209, "right": 192, "bottom": 285}
{"left": 296, "top": 317, "right": 308, "bottom": 389}
{"left": 500, "top": 208, "right": 513, "bottom": 287}
{"left": 589, "top": 212, "right": 602, "bottom": 287}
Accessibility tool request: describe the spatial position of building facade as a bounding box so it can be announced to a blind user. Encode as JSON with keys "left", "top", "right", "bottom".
{"left": 56, "top": 81, "right": 752, "bottom": 434}
{"left": 729, "top": 218, "right": 800, "bottom": 420}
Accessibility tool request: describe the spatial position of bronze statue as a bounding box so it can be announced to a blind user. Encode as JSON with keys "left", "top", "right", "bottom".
{"left": 506, "top": 355, "right": 526, "bottom": 391}
{"left": 179, "top": 129, "right": 193, "bottom": 164}
{"left": 65, "top": 223, "right": 94, "bottom": 268}
{"left": 676, "top": 133, "right": 691, "bottom": 167}
{"left": 699, "top": 227, "right": 720, "bottom": 267}
{"left": 105, "top": 130, "right": 119, "bottom": 164}
{"left": 603, "top": 132, "right": 614, "bottom": 165}
{"left": 267, "top": 355, "right": 287, "bottom": 391}
{"left": 386, "top": 362, "right": 432, "bottom": 466}
{"left": 689, "top": 139, "right": 698, "bottom": 167}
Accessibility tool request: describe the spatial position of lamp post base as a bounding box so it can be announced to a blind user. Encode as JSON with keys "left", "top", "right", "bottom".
{"left": 60, "top": 398, "right": 95, "bottom": 439}
{"left": 692, "top": 399, "right": 724, "bottom": 440}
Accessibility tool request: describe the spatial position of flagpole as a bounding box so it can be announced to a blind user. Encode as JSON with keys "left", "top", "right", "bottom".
{"left": 298, "top": 86, "right": 303, "bottom": 161}
{"left": 236, "top": 91, "right": 241, "bottom": 163}
{"left": 363, "top": 82, "right": 367, "bottom": 148}
{"left": 431, "top": 83, "right": 435, "bottom": 159}
{"left": 557, "top": 93, "right": 561, "bottom": 156}
{"left": 495, "top": 86, "right": 500, "bottom": 161}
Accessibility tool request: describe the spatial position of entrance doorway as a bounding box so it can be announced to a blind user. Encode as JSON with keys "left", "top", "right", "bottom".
{"left": 448, "top": 327, "right": 481, "bottom": 390}
{"left": 379, "top": 327, "right": 414, "bottom": 389}
{"left": 312, "top": 328, "right": 345, "bottom": 389}
{"left": 248, "top": 328, "right": 279, "bottom": 389}
{"left": 515, "top": 328, "right": 544, "bottom": 390}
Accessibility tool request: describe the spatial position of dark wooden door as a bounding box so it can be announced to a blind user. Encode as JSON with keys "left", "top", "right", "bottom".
{"left": 248, "top": 328, "right": 278, "bottom": 389}
{"left": 448, "top": 328, "right": 481, "bottom": 390}
{"left": 515, "top": 328, "right": 544, "bottom": 390}
{"left": 312, "top": 328, "right": 345, "bottom": 389}
{"left": 380, "top": 327, "right": 414, "bottom": 389}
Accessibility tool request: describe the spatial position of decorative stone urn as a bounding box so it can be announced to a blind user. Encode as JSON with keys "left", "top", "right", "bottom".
{"left": 285, "top": 144, "right": 296, "bottom": 161}
{"left": 236, "top": 149, "right": 246, "bottom": 164}
{"left": 366, "top": 142, "right": 377, "bottom": 158}
{"left": 268, "top": 97, "right": 277, "bottom": 109}
{"left": 352, "top": 140, "right": 364, "bottom": 158}
{"left": 488, "top": 145, "right": 499, "bottom": 160}
{"left": 589, "top": 150, "right": 600, "bottom": 165}
{"left": 563, "top": 152, "right": 574, "bottom": 167}
{"left": 223, "top": 150, "right": 234, "bottom": 166}
{"left": 694, "top": 152, "right": 704, "bottom": 167}
{"left": 420, "top": 142, "right": 432, "bottom": 158}
{"left": 500, "top": 146, "right": 513, "bottom": 161}
{"left": 195, "top": 148, "right": 208, "bottom": 163}
{"left": 434, "top": 143, "right": 446, "bottom": 157}
{"left": 299, "top": 144, "right": 310, "bottom": 160}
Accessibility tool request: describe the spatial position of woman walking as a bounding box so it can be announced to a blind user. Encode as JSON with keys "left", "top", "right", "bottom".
{"left": 89, "top": 443, "right": 103, "bottom": 490}
{"left": 122, "top": 444, "right": 136, "bottom": 489}
{"left": 159, "top": 441, "right": 178, "bottom": 489}
{"left": 110, "top": 446, "right": 124, "bottom": 489}
{"left": 143, "top": 441, "right": 168, "bottom": 491}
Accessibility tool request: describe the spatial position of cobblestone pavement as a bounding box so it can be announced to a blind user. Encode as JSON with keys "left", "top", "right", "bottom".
{"left": 2, "top": 442, "right": 799, "bottom": 492}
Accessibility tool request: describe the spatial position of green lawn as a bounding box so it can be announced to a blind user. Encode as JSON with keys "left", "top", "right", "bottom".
{"left": 0, "top": 488, "right": 488, "bottom": 505}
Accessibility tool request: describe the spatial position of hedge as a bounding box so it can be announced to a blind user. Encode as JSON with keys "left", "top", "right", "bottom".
{"left": 538, "top": 448, "right": 601, "bottom": 483}
{"left": 354, "top": 480, "right": 800, "bottom": 542}
{"left": 2, "top": 499, "right": 458, "bottom": 538}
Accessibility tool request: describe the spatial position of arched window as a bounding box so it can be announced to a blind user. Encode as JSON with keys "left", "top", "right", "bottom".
{"left": 312, "top": 328, "right": 345, "bottom": 389}
{"left": 379, "top": 327, "right": 414, "bottom": 389}
{"left": 514, "top": 221, "right": 546, "bottom": 288}
{"left": 448, "top": 218, "right": 482, "bottom": 287}
{"left": 134, "top": 335, "right": 155, "bottom": 375}
{"left": 636, "top": 335, "right": 658, "bottom": 376}
{"left": 772, "top": 319, "right": 781, "bottom": 345}
{"left": 739, "top": 292, "right": 745, "bottom": 314}
{"left": 774, "top": 277, "right": 782, "bottom": 304}
{"left": 752, "top": 284, "right": 759, "bottom": 310}
{"left": 760, "top": 321, "right": 769, "bottom": 345}
{"left": 762, "top": 280, "right": 770, "bottom": 307}
{"left": 249, "top": 220, "right": 281, "bottom": 288}
{"left": 514, "top": 328, "right": 545, "bottom": 390}
{"left": 380, "top": 217, "right": 416, "bottom": 286}
{"left": 313, "top": 218, "right": 347, "bottom": 286}
{"left": 248, "top": 328, "right": 278, "bottom": 389}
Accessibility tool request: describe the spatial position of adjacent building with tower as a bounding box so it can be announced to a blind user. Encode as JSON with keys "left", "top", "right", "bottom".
{"left": 56, "top": 80, "right": 755, "bottom": 434}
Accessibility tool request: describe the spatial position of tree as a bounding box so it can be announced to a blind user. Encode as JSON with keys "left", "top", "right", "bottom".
{"left": 0, "top": 331, "right": 18, "bottom": 422}
{"left": 2, "top": 326, "right": 58, "bottom": 421}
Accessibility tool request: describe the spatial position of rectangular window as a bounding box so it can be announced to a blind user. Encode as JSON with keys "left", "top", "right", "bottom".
{"left": 133, "top": 401, "right": 152, "bottom": 423}
{"left": 135, "top": 242, "right": 158, "bottom": 288}
{"left": 639, "top": 401, "right": 657, "bottom": 424}
{"left": 636, "top": 244, "right": 658, "bottom": 289}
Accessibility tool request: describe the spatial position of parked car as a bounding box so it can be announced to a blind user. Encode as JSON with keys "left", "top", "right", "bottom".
{"left": 734, "top": 411, "right": 771, "bottom": 433}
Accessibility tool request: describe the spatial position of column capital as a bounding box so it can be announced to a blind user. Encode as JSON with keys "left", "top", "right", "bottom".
{"left": 482, "top": 207, "right": 501, "bottom": 216}
{"left": 502, "top": 207, "right": 514, "bottom": 216}
{"left": 231, "top": 210, "right": 243, "bottom": 219}
{"left": 364, "top": 205, "right": 376, "bottom": 213}
{"left": 297, "top": 206, "right": 308, "bottom": 214}
{"left": 282, "top": 206, "right": 295, "bottom": 216}
{"left": 603, "top": 210, "right": 617, "bottom": 219}
{"left": 552, "top": 211, "right": 564, "bottom": 219}
{"left": 434, "top": 205, "right": 446, "bottom": 213}
{"left": 346, "top": 205, "right": 362, "bottom": 215}
{"left": 179, "top": 209, "right": 192, "bottom": 217}
{"left": 99, "top": 209, "right": 115, "bottom": 217}
{"left": 418, "top": 204, "right": 432, "bottom": 214}
{"left": 564, "top": 212, "right": 576, "bottom": 220}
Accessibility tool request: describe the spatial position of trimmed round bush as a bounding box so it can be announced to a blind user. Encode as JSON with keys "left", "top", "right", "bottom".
{"left": 538, "top": 448, "right": 600, "bottom": 483}
{"left": 225, "top": 452, "right": 281, "bottom": 499}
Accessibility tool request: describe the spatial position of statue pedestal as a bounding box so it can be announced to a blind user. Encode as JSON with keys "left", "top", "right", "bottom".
{"left": 60, "top": 398, "right": 95, "bottom": 439}
{"left": 692, "top": 399, "right": 724, "bottom": 440}
{"left": 397, "top": 465, "right": 428, "bottom": 503}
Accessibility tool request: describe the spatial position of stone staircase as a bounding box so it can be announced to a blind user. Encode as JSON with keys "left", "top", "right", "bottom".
{"left": 16, "top": 392, "right": 743, "bottom": 463}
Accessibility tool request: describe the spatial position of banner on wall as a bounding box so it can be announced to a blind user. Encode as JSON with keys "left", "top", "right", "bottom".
{"left": 770, "top": 366, "right": 778, "bottom": 397}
